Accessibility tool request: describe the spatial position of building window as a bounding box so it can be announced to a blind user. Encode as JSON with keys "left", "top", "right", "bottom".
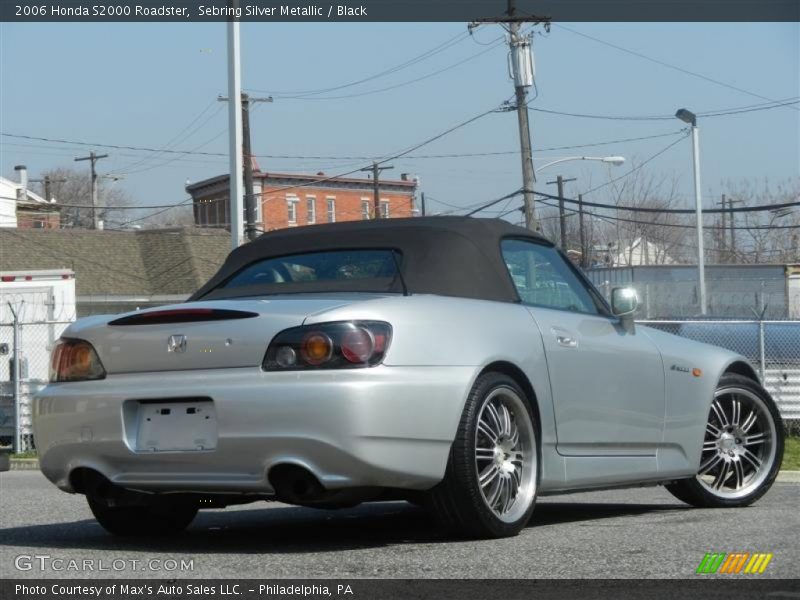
{"left": 380, "top": 200, "right": 390, "bottom": 219}
{"left": 306, "top": 196, "right": 316, "bottom": 224}
{"left": 361, "top": 199, "right": 371, "bottom": 220}
{"left": 287, "top": 195, "right": 298, "bottom": 224}
{"left": 327, "top": 197, "right": 336, "bottom": 223}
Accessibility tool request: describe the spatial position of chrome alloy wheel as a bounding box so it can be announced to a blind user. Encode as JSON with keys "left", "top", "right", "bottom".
{"left": 474, "top": 387, "right": 537, "bottom": 523}
{"left": 697, "top": 386, "right": 778, "bottom": 500}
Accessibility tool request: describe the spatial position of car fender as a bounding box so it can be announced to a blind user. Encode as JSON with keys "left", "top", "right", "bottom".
{"left": 639, "top": 325, "right": 757, "bottom": 477}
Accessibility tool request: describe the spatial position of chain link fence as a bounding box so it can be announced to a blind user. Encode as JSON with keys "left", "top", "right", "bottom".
{"left": 0, "top": 319, "right": 73, "bottom": 451}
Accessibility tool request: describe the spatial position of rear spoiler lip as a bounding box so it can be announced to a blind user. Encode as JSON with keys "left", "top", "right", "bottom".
{"left": 108, "top": 308, "right": 259, "bottom": 326}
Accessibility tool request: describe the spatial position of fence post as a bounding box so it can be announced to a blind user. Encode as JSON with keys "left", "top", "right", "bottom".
{"left": 758, "top": 320, "right": 766, "bottom": 383}
{"left": 8, "top": 303, "right": 22, "bottom": 453}
{"left": 757, "top": 289, "right": 766, "bottom": 383}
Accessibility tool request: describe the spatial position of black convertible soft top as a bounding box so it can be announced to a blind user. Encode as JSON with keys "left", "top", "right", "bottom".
{"left": 190, "top": 216, "right": 552, "bottom": 303}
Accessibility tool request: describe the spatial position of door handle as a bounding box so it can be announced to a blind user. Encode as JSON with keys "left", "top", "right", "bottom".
{"left": 556, "top": 335, "right": 578, "bottom": 348}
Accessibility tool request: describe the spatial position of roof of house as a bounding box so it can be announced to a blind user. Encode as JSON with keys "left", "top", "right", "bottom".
{"left": 0, "top": 228, "right": 230, "bottom": 297}
{"left": 0, "top": 176, "right": 50, "bottom": 205}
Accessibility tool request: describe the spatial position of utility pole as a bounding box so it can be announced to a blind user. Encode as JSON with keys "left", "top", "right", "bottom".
{"left": 546, "top": 175, "right": 576, "bottom": 250}
{"left": 716, "top": 194, "right": 728, "bottom": 263}
{"left": 578, "top": 194, "right": 587, "bottom": 268}
{"left": 728, "top": 198, "right": 743, "bottom": 263}
{"left": 421, "top": 191, "right": 426, "bottom": 216}
{"left": 220, "top": 92, "right": 273, "bottom": 241}
{"left": 360, "top": 162, "right": 394, "bottom": 218}
{"left": 30, "top": 175, "right": 67, "bottom": 204}
{"left": 226, "top": 8, "right": 244, "bottom": 251}
{"left": 470, "top": 0, "right": 549, "bottom": 231}
{"left": 74, "top": 151, "right": 108, "bottom": 229}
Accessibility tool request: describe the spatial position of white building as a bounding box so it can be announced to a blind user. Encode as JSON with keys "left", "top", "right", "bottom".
{"left": 614, "top": 237, "right": 675, "bottom": 266}
{"left": 0, "top": 166, "right": 58, "bottom": 228}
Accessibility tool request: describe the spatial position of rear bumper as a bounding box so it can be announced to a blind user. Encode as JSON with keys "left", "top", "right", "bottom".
{"left": 32, "top": 365, "right": 475, "bottom": 494}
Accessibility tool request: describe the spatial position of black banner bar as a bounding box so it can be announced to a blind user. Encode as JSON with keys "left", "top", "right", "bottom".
{"left": 3, "top": 579, "right": 800, "bottom": 600}
{"left": 2, "top": 0, "right": 799, "bottom": 23}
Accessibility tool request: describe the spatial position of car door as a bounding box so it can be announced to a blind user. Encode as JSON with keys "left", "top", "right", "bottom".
{"left": 501, "top": 239, "right": 665, "bottom": 457}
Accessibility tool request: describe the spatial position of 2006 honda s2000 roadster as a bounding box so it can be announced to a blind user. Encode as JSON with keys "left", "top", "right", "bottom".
{"left": 34, "top": 217, "right": 784, "bottom": 538}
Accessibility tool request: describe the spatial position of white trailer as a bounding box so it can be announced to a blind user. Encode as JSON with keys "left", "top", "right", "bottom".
{"left": 0, "top": 269, "right": 76, "bottom": 451}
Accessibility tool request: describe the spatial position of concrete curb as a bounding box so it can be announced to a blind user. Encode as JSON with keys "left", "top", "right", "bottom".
{"left": 9, "top": 458, "right": 39, "bottom": 471}
{"left": 777, "top": 470, "right": 800, "bottom": 483}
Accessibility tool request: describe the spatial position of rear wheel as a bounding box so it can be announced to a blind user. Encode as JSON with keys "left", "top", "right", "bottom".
{"left": 666, "top": 374, "right": 783, "bottom": 508}
{"left": 87, "top": 496, "right": 198, "bottom": 536}
{"left": 428, "top": 373, "right": 538, "bottom": 538}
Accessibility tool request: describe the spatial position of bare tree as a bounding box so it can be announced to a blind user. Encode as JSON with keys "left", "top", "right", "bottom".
{"left": 721, "top": 178, "right": 800, "bottom": 264}
{"left": 38, "top": 167, "right": 135, "bottom": 229}
{"left": 589, "top": 169, "right": 690, "bottom": 266}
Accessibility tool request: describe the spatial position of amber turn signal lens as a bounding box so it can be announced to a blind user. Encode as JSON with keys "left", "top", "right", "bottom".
{"left": 301, "top": 332, "right": 333, "bottom": 365}
{"left": 50, "top": 339, "right": 106, "bottom": 382}
{"left": 692, "top": 368, "right": 703, "bottom": 377}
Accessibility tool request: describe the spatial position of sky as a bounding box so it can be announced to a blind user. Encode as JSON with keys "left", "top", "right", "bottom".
{"left": 1, "top": 21, "right": 798, "bottom": 226}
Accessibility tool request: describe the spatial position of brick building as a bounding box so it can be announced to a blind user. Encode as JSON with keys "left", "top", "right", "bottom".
{"left": 186, "top": 169, "right": 418, "bottom": 232}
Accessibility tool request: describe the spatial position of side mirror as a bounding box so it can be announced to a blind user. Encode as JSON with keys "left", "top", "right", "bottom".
{"left": 611, "top": 287, "right": 639, "bottom": 318}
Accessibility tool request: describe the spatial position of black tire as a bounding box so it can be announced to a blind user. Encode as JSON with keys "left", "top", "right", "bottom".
{"left": 427, "top": 372, "right": 539, "bottom": 538}
{"left": 666, "top": 374, "right": 784, "bottom": 508}
{"left": 87, "top": 496, "right": 198, "bottom": 537}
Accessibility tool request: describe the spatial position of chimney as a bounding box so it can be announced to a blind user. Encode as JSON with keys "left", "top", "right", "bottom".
{"left": 13, "top": 165, "right": 28, "bottom": 202}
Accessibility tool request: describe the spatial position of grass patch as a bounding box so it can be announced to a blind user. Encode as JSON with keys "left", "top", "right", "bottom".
{"left": 783, "top": 436, "right": 800, "bottom": 471}
{"left": 9, "top": 451, "right": 37, "bottom": 459}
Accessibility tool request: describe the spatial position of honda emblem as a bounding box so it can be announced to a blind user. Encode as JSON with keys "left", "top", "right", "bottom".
{"left": 167, "top": 334, "right": 187, "bottom": 354}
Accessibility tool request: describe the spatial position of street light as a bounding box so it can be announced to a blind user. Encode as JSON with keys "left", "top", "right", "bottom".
{"left": 676, "top": 108, "right": 707, "bottom": 315}
{"left": 535, "top": 155, "right": 625, "bottom": 173}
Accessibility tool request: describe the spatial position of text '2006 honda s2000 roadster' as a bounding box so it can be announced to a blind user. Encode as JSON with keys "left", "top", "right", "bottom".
{"left": 33, "top": 217, "right": 784, "bottom": 538}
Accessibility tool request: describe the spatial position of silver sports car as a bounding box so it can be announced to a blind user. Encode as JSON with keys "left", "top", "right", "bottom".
{"left": 33, "top": 217, "right": 784, "bottom": 538}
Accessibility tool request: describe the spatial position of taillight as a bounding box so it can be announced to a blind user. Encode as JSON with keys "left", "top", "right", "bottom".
{"left": 50, "top": 339, "right": 106, "bottom": 382}
{"left": 263, "top": 321, "right": 392, "bottom": 371}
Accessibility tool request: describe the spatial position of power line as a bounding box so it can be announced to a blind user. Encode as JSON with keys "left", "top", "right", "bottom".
{"left": 253, "top": 39, "right": 505, "bottom": 101}
{"left": 113, "top": 102, "right": 224, "bottom": 173}
{"left": 257, "top": 101, "right": 508, "bottom": 197}
{"left": 535, "top": 189, "right": 800, "bottom": 215}
{"left": 248, "top": 30, "right": 471, "bottom": 97}
{"left": 464, "top": 131, "right": 690, "bottom": 217}
{"left": 84, "top": 102, "right": 508, "bottom": 224}
{"left": 530, "top": 99, "right": 800, "bottom": 122}
{"left": 579, "top": 133, "right": 689, "bottom": 197}
{"left": 465, "top": 189, "right": 524, "bottom": 216}
{"left": 555, "top": 24, "right": 800, "bottom": 113}
{"left": 1, "top": 129, "right": 687, "bottom": 162}
{"left": 535, "top": 197, "right": 800, "bottom": 230}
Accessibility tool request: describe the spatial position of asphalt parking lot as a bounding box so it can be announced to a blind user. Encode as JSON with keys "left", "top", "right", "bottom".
{"left": 0, "top": 471, "right": 797, "bottom": 579}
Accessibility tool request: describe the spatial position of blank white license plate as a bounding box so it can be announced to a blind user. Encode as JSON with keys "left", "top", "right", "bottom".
{"left": 135, "top": 400, "right": 217, "bottom": 452}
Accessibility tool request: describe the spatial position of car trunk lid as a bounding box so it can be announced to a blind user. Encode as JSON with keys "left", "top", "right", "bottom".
{"left": 68, "top": 296, "right": 365, "bottom": 374}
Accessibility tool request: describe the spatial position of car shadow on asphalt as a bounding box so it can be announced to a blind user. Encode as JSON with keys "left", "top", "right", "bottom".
{"left": 0, "top": 499, "right": 690, "bottom": 554}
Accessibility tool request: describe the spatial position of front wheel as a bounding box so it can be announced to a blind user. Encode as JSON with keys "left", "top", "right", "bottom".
{"left": 87, "top": 496, "right": 198, "bottom": 536}
{"left": 428, "top": 373, "right": 538, "bottom": 538}
{"left": 666, "top": 374, "right": 784, "bottom": 508}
